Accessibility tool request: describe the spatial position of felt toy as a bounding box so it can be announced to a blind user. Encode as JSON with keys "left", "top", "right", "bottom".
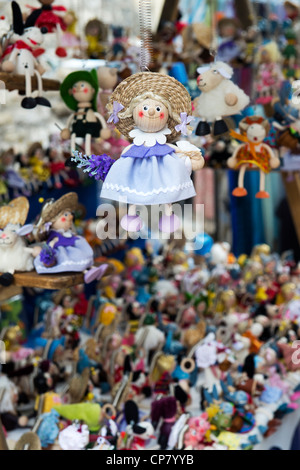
{"left": 26, "top": 0, "right": 73, "bottom": 57}
{"left": 32, "top": 192, "right": 109, "bottom": 283}
{"left": 0, "top": 197, "right": 39, "bottom": 287}
{"left": 217, "top": 18, "right": 242, "bottom": 64}
{"left": 58, "top": 422, "right": 89, "bottom": 450}
{"left": 151, "top": 396, "right": 177, "bottom": 450}
{"left": 54, "top": 403, "right": 102, "bottom": 432}
{"left": 121, "top": 400, "right": 155, "bottom": 450}
{"left": 0, "top": 374, "right": 29, "bottom": 431}
{"left": 193, "top": 61, "right": 250, "bottom": 136}
{"left": 183, "top": 413, "right": 211, "bottom": 450}
{"left": 98, "top": 71, "right": 204, "bottom": 234}
{"left": 84, "top": 19, "right": 108, "bottom": 59}
{"left": 60, "top": 69, "right": 111, "bottom": 157}
{"left": 1, "top": 1, "right": 50, "bottom": 110}
{"left": 227, "top": 116, "right": 281, "bottom": 198}
{"left": 97, "top": 66, "right": 119, "bottom": 119}
{"left": 283, "top": 29, "right": 298, "bottom": 73}
{"left": 180, "top": 23, "right": 213, "bottom": 66}
{"left": 254, "top": 42, "right": 283, "bottom": 106}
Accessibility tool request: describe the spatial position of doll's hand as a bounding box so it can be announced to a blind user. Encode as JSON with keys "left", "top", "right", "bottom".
{"left": 227, "top": 156, "right": 237, "bottom": 168}
{"left": 100, "top": 128, "right": 112, "bottom": 140}
{"left": 18, "top": 415, "right": 29, "bottom": 427}
{"left": 270, "top": 156, "right": 281, "bottom": 169}
{"left": 2, "top": 61, "right": 15, "bottom": 73}
{"left": 61, "top": 128, "right": 71, "bottom": 140}
{"left": 36, "top": 64, "right": 46, "bottom": 75}
{"left": 32, "top": 246, "right": 42, "bottom": 258}
{"left": 225, "top": 93, "right": 238, "bottom": 106}
{"left": 49, "top": 237, "right": 59, "bottom": 249}
{"left": 64, "top": 13, "right": 74, "bottom": 26}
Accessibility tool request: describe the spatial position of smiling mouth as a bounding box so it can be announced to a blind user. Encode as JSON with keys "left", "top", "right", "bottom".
{"left": 198, "top": 83, "right": 207, "bottom": 87}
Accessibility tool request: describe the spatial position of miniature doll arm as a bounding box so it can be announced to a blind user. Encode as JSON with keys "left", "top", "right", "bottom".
{"left": 93, "top": 112, "right": 112, "bottom": 140}
{"left": 227, "top": 144, "right": 244, "bottom": 169}
{"left": 24, "top": 246, "right": 42, "bottom": 257}
{"left": 261, "top": 143, "right": 281, "bottom": 169}
{"left": 61, "top": 114, "right": 75, "bottom": 140}
{"left": 225, "top": 93, "right": 238, "bottom": 106}
{"left": 33, "top": 57, "right": 46, "bottom": 76}
{"left": 1, "top": 48, "right": 18, "bottom": 72}
{"left": 173, "top": 141, "right": 205, "bottom": 171}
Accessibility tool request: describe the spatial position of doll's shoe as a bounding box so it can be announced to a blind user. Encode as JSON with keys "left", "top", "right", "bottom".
{"left": 159, "top": 214, "right": 181, "bottom": 233}
{"left": 232, "top": 187, "right": 248, "bottom": 197}
{"left": 35, "top": 96, "right": 51, "bottom": 108}
{"left": 21, "top": 97, "right": 37, "bottom": 109}
{"left": 213, "top": 120, "right": 229, "bottom": 136}
{"left": 84, "top": 264, "right": 109, "bottom": 284}
{"left": 195, "top": 121, "right": 211, "bottom": 136}
{"left": 0, "top": 272, "right": 14, "bottom": 287}
{"left": 256, "top": 191, "right": 270, "bottom": 199}
{"left": 56, "top": 47, "right": 67, "bottom": 57}
{"left": 121, "top": 215, "right": 143, "bottom": 232}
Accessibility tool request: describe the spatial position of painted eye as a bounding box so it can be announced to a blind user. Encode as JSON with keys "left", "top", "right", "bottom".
{"left": 213, "top": 70, "right": 219, "bottom": 74}
{"left": 156, "top": 106, "right": 161, "bottom": 112}
{"left": 143, "top": 105, "right": 149, "bottom": 111}
{"left": 81, "top": 84, "right": 85, "bottom": 88}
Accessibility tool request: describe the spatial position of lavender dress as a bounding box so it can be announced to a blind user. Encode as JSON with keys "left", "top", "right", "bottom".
{"left": 101, "top": 130, "right": 196, "bottom": 205}
{"left": 34, "top": 230, "right": 94, "bottom": 274}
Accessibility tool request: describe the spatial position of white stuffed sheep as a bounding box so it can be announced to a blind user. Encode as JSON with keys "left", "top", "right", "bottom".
{"left": 0, "top": 223, "right": 36, "bottom": 286}
{"left": 193, "top": 61, "right": 250, "bottom": 136}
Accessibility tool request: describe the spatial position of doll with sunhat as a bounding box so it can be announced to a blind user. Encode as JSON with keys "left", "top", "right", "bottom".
{"left": 60, "top": 69, "right": 111, "bottom": 157}
{"left": 33, "top": 192, "right": 108, "bottom": 283}
{"left": 100, "top": 71, "right": 205, "bottom": 233}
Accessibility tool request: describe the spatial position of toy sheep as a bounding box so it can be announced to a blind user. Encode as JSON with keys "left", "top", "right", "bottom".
{"left": 193, "top": 61, "right": 250, "bottom": 136}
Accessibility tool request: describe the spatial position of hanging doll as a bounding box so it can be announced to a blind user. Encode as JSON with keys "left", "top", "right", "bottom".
{"left": 32, "top": 192, "right": 108, "bottom": 283}
{"left": 60, "top": 69, "right": 111, "bottom": 157}
{"left": 26, "top": 0, "right": 74, "bottom": 57}
{"left": 1, "top": 1, "right": 50, "bottom": 110}
{"left": 228, "top": 116, "right": 281, "bottom": 198}
{"left": 0, "top": 374, "right": 29, "bottom": 431}
{"left": 81, "top": 72, "right": 204, "bottom": 234}
{"left": 217, "top": 18, "right": 242, "bottom": 65}
{"left": 84, "top": 19, "right": 108, "bottom": 60}
{"left": 254, "top": 42, "right": 284, "bottom": 107}
{"left": 193, "top": 62, "right": 250, "bottom": 136}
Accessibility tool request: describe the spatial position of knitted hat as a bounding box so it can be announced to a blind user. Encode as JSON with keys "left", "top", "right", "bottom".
{"left": 0, "top": 197, "right": 29, "bottom": 229}
{"left": 107, "top": 72, "right": 193, "bottom": 142}
{"left": 60, "top": 69, "right": 99, "bottom": 111}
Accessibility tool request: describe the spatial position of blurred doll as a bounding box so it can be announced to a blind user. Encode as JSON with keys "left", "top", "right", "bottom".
{"left": 254, "top": 42, "right": 284, "bottom": 106}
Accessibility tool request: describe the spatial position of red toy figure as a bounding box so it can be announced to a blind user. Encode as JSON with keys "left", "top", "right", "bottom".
{"left": 26, "top": 0, "right": 73, "bottom": 57}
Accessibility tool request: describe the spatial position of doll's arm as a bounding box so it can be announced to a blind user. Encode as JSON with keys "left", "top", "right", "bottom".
{"left": 225, "top": 93, "right": 238, "bottom": 106}
{"left": 121, "top": 144, "right": 133, "bottom": 156}
{"left": 61, "top": 114, "right": 74, "bottom": 140}
{"left": 174, "top": 142, "right": 205, "bottom": 171}
{"left": 33, "top": 57, "right": 46, "bottom": 75}
{"left": 94, "top": 112, "right": 111, "bottom": 140}
{"left": 227, "top": 144, "right": 244, "bottom": 168}
{"left": 1, "top": 48, "right": 18, "bottom": 72}
{"left": 262, "top": 144, "right": 281, "bottom": 169}
{"left": 24, "top": 246, "right": 42, "bottom": 257}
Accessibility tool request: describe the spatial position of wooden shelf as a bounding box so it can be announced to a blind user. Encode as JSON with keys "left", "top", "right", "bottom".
{"left": 0, "top": 72, "right": 60, "bottom": 93}
{"left": 0, "top": 285, "right": 22, "bottom": 302}
{"left": 282, "top": 171, "right": 300, "bottom": 245}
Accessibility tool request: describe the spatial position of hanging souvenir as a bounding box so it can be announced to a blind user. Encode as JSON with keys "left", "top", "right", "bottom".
{"left": 254, "top": 42, "right": 283, "bottom": 106}
{"left": 26, "top": 0, "right": 73, "bottom": 57}
{"left": 227, "top": 116, "right": 281, "bottom": 198}
{"left": 193, "top": 61, "right": 250, "bottom": 136}
{"left": 1, "top": 1, "right": 50, "bottom": 109}
{"left": 60, "top": 69, "right": 111, "bottom": 156}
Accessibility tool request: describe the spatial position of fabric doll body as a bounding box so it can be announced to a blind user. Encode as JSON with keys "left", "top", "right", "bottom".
{"left": 101, "top": 128, "right": 195, "bottom": 205}
{"left": 27, "top": 4, "right": 68, "bottom": 33}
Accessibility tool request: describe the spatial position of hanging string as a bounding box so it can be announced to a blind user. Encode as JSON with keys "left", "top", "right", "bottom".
{"left": 209, "top": 0, "right": 218, "bottom": 61}
{"left": 139, "top": 0, "right": 153, "bottom": 72}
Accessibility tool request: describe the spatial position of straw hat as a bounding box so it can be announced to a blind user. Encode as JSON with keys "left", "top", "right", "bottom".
{"left": 0, "top": 197, "right": 29, "bottom": 229}
{"left": 108, "top": 72, "right": 192, "bottom": 142}
{"left": 68, "top": 367, "right": 90, "bottom": 403}
{"left": 14, "top": 432, "right": 42, "bottom": 451}
{"left": 37, "top": 193, "right": 79, "bottom": 228}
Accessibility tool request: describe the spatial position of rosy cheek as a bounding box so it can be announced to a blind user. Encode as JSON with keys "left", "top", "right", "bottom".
{"left": 84, "top": 88, "right": 89, "bottom": 93}
{"left": 72, "top": 88, "right": 77, "bottom": 93}
{"left": 61, "top": 217, "right": 66, "bottom": 222}
{"left": 160, "top": 113, "right": 165, "bottom": 119}
{"left": 138, "top": 111, "right": 144, "bottom": 118}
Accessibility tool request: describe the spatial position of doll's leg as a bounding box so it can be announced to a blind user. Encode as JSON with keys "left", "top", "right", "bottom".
{"left": 256, "top": 170, "right": 269, "bottom": 198}
{"left": 159, "top": 203, "right": 181, "bottom": 233}
{"left": 34, "top": 71, "right": 51, "bottom": 108}
{"left": 54, "top": 172, "right": 62, "bottom": 189}
{"left": 232, "top": 164, "right": 248, "bottom": 197}
{"left": 55, "top": 24, "right": 67, "bottom": 57}
{"left": 21, "top": 68, "right": 36, "bottom": 109}
{"left": 85, "top": 134, "right": 92, "bottom": 155}
{"left": 71, "top": 133, "right": 77, "bottom": 154}
{"left": 120, "top": 204, "right": 143, "bottom": 232}
{"left": 195, "top": 119, "right": 211, "bottom": 137}
{"left": 213, "top": 116, "right": 229, "bottom": 136}
{"left": 0, "top": 269, "right": 15, "bottom": 287}
{"left": 84, "top": 264, "right": 109, "bottom": 284}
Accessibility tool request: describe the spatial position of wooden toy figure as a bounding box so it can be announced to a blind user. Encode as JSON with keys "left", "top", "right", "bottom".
{"left": 227, "top": 116, "right": 281, "bottom": 198}
{"left": 26, "top": 0, "right": 74, "bottom": 57}
{"left": 193, "top": 62, "right": 250, "bottom": 136}
{"left": 1, "top": 1, "right": 50, "bottom": 110}
{"left": 254, "top": 42, "right": 283, "bottom": 106}
{"left": 60, "top": 69, "right": 111, "bottom": 156}
{"left": 99, "top": 72, "right": 205, "bottom": 233}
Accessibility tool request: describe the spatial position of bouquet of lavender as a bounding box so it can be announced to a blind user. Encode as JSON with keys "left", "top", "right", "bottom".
{"left": 71, "top": 151, "right": 115, "bottom": 182}
{"left": 40, "top": 245, "right": 57, "bottom": 268}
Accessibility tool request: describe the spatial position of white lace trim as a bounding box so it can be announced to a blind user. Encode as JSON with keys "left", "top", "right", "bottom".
{"left": 129, "top": 127, "right": 171, "bottom": 147}
{"left": 37, "top": 258, "right": 93, "bottom": 268}
{"left": 102, "top": 181, "right": 193, "bottom": 196}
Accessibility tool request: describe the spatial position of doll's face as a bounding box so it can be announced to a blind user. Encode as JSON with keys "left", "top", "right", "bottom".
{"left": 70, "top": 81, "right": 95, "bottom": 104}
{"left": 40, "top": 0, "right": 55, "bottom": 5}
{"left": 53, "top": 211, "right": 74, "bottom": 231}
{"left": 133, "top": 99, "right": 169, "bottom": 132}
{"left": 246, "top": 124, "right": 266, "bottom": 143}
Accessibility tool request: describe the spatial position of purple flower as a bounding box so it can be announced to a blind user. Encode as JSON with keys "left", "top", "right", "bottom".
{"left": 70, "top": 152, "right": 115, "bottom": 182}
{"left": 40, "top": 245, "right": 56, "bottom": 267}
